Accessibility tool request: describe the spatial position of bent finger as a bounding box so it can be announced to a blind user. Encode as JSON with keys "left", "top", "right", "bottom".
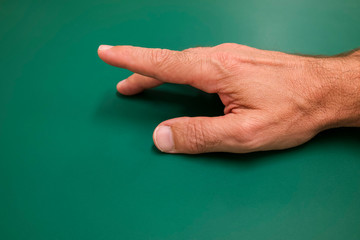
{"left": 153, "top": 114, "right": 248, "bottom": 154}
{"left": 117, "top": 73, "right": 162, "bottom": 95}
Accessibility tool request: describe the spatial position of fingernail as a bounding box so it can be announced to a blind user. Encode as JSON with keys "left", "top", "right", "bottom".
{"left": 98, "top": 45, "right": 113, "bottom": 51}
{"left": 154, "top": 126, "right": 175, "bottom": 153}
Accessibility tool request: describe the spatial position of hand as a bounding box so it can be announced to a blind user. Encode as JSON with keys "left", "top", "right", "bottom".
{"left": 98, "top": 43, "right": 360, "bottom": 154}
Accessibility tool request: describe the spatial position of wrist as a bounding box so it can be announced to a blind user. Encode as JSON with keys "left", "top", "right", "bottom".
{"left": 312, "top": 52, "right": 360, "bottom": 130}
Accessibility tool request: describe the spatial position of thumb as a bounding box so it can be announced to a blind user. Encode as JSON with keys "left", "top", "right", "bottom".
{"left": 153, "top": 115, "right": 240, "bottom": 154}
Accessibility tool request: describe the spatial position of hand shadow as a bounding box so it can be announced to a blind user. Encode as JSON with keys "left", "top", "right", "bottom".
{"left": 95, "top": 84, "right": 360, "bottom": 166}
{"left": 94, "top": 84, "right": 224, "bottom": 126}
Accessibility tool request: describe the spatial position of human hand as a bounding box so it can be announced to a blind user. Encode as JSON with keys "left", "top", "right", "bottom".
{"left": 98, "top": 43, "right": 360, "bottom": 154}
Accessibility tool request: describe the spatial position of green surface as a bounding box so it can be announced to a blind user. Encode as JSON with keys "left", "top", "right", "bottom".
{"left": 1, "top": 0, "right": 360, "bottom": 239}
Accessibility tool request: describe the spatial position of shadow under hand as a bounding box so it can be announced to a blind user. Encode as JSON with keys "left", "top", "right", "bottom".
{"left": 95, "top": 84, "right": 224, "bottom": 127}
{"left": 176, "top": 127, "right": 360, "bottom": 167}
{"left": 151, "top": 140, "right": 311, "bottom": 167}
{"left": 120, "top": 84, "right": 225, "bottom": 117}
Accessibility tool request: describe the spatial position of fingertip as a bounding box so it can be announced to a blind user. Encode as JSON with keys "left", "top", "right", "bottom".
{"left": 116, "top": 80, "right": 129, "bottom": 95}
{"left": 116, "top": 80, "right": 124, "bottom": 91}
{"left": 97, "top": 45, "right": 114, "bottom": 60}
{"left": 116, "top": 79, "right": 142, "bottom": 96}
{"left": 98, "top": 45, "right": 113, "bottom": 52}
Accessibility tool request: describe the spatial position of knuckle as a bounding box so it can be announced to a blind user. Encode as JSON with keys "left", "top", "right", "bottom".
{"left": 216, "top": 43, "right": 239, "bottom": 49}
{"left": 178, "top": 51, "right": 194, "bottom": 63}
{"left": 216, "top": 43, "right": 252, "bottom": 51}
{"left": 210, "top": 51, "right": 242, "bottom": 74}
{"left": 151, "top": 48, "right": 172, "bottom": 67}
{"left": 211, "top": 51, "right": 233, "bottom": 64}
{"left": 234, "top": 119, "right": 263, "bottom": 151}
{"left": 186, "top": 121, "right": 207, "bottom": 153}
{"left": 184, "top": 119, "right": 222, "bottom": 153}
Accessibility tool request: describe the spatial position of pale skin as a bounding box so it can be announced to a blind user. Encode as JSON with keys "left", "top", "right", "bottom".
{"left": 98, "top": 43, "right": 360, "bottom": 154}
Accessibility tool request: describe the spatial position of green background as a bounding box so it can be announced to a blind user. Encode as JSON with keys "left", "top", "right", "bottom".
{"left": 1, "top": 0, "right": 360, "bottom": 239}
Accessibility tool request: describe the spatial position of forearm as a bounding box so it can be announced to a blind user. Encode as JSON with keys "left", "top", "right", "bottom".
{"left": 315, "top": 50, "right": 360, "bottom": 129}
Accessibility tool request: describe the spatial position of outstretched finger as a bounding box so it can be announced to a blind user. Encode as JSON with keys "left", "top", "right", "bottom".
{"left": 98, "top": 45, "right": 222, "bottom": 93}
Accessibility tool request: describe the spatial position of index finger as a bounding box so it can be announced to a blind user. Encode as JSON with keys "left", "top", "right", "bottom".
{"left": 98, "top": 45, "right": 221, "bottom": 92}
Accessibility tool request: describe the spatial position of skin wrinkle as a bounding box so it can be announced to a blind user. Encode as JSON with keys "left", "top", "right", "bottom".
{"left": 193, "top": 54, "right": 214, "bottom": 92}
{"left": 151, "top": 49, "right": 177, "bottom": 81}
{"left": 288, "top": 60, "right": 318, "bottom": 116}
{"left": 189, "top": 119, "right": 202, "bottom": 153}
{"left": 98, "top": 43, "right": 360, "bottom": 154}
{"left": 314, "top": 57, "right": 358, "bottom": 128}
